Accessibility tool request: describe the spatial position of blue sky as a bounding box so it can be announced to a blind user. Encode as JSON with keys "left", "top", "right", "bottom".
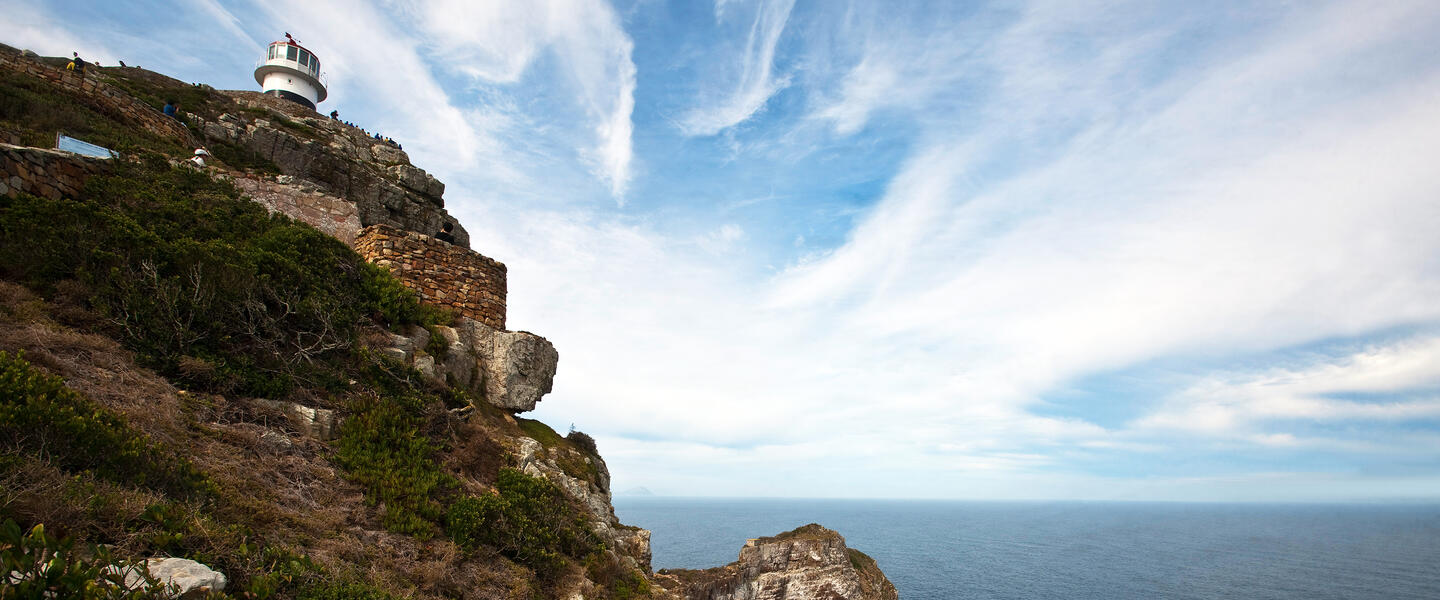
{"left": 9, "top": 0, "right": 1440, "bottom": 501}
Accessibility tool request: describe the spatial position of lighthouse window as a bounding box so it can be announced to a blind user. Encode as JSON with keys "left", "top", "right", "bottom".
{"left": 298, "top": 51, "right": 309, "bottom": 67}
{"left": 286, "top": 46, "right": 298, "bottom": 61}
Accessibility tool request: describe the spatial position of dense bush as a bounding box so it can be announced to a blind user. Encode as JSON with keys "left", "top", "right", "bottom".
{"left": 0, "top": 351, "right": 215, "bottom": 499}
{"left": 335, "top": 392, "right": 456, "bottom": 537}
{"left": 446, "top": 468, "right": 601, "bottom": 577}
{"left": 0, "top": 157, "right": 439, "bottom": 396}
{"left": 0, "top": 520, "right": 170, "bottom": 599}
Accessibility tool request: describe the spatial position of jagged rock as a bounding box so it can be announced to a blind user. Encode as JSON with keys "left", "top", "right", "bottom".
{"left": 431, "top": 324, "right": 475, "bottom": 386}
{"left": 466, "top": 320, "right": 558, "bottom": 413}
{"left": 372, "top": 318, "right": 554, "bottom": 412}
{"left": 118, "top": 558, "right": 227, "bottom": 598}
{"left": 254, "top": 399, "right": 340, "bottom": 440}
{"left": 513, "top": 436, "right": 653, "bottom": 573}
{"left": 189, "top": 93, "right": 471, "bottom": 248}
{"left": 658, "top": 524, "right": 897, "bottom": 600}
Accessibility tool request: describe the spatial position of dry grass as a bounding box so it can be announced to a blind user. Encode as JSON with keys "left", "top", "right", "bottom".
{"left": 0, "top": 280, "right": 611, "bottom": 599}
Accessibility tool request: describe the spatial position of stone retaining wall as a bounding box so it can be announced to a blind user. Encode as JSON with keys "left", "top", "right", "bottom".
{"left": 353, "top": 224, "right": 506, "bottom": 329}
{"left": 0, "top": 144, "right": 112, "bottom": 199}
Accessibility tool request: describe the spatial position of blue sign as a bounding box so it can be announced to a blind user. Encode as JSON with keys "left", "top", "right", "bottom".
{"left": 56, "top": 134, "right": 117, "bottom": 159}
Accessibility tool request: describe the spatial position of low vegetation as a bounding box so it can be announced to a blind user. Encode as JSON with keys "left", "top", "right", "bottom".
{"left": 0, "top": 154, "right": 444, "bottom": 398}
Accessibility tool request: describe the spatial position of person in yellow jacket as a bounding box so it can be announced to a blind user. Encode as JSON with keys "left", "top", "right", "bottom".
{"left": 66, "top": 52, "right": 86, "bottom": 75}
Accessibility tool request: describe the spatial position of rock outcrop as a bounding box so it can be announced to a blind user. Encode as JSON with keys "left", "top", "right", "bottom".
{"left": 658, "top": 524, "right": 898, "bottom": 600}
{"left": 188, "top": 93, "right": 467, "bottom": 248}
{"left": 378, "top": 317, "right": 558, "bottom": 413}
{"left": 113, "top": 558, "right": 227, "bottom": 599}
{"left": 513, "top": 436, "right": 654, "bottom": 573}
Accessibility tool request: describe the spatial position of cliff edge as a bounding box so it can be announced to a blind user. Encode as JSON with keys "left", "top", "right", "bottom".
{"left": 657, "top": 524, "right": 898, "bottom": 600}
{"left": 0, "top": 43, "right": 895, "bottom": 599}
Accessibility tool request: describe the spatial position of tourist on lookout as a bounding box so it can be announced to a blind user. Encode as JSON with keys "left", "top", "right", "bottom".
{"left": 435, "top": 222, "right": 456, "bottom": 244}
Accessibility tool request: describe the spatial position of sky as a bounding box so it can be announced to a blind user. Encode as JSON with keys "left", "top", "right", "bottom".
{"left": 8, "top": 0, "right": 1440, "bottom": 502}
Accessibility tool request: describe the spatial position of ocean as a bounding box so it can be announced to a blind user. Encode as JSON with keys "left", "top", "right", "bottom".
{"left": 613, "top": 498, "right": 1440, "bottom": 599}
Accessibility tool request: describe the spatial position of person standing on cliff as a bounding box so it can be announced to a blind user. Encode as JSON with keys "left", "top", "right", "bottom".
{"left": 163, "top": 100, "right": 178, "bottom": 118}
{"left": 435, "top": 222, "right": 456, "bottom": 244}
{"left": 68, "top": 52, "right": 87, "bottom": 75}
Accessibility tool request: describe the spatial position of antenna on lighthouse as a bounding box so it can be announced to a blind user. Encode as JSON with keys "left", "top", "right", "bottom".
{"left": 254, "top": 33, "right": 328, "bottom": 110}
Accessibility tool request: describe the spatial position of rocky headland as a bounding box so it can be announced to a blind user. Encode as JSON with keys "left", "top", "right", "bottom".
{"left": 0, "top": 43, "right": 895, "bottom": 599}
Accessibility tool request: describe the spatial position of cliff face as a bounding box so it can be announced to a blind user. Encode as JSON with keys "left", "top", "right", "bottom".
{"left": 193, "top": 91, "right": 467, "bottom": 248}
{"left": 0, "top": 45, "right": 895, "bottom": 600}
{"left": 657, "top": 525, "right": 898, "bottom": 600}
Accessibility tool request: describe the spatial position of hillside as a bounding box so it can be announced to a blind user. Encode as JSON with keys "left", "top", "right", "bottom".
{"left": 0, "top": 43, "right": 894, "bottom": 599}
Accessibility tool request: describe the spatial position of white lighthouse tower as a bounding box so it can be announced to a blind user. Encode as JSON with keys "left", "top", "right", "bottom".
{"left": 254, "top": 33, "right": 327, "bottom": 110}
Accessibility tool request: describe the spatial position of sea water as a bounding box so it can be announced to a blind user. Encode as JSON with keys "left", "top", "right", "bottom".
{"left": 613, "top": 498, "right": 1440, "bottom": 599}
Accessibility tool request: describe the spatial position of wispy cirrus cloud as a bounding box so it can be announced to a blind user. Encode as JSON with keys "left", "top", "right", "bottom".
{"left": 678, "top": 0, "right": 796, "bottom": 136}
{"left": 1134, "top": 336, "right": 1440, "bottom": 436}
{"left": 408, "top": 0, "right": 638, "bottom": 199}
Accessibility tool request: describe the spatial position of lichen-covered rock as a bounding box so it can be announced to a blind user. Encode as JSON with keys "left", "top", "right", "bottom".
{"left": 658, "top": 524, "right": 897, "bottom": 600}
{"left": 473, "top": 324, "right": 559, "bottom": 413}
{"left": 116, "top": 558, "right": 227, "bottom": 599}
{"left": 375, "top": 317, "right": 556, "bottom": 413}
{"left": 254, "top": 399, "right": 340, "bottom": 440}
{"left": 188, "top": 93, "right": 469, "bottom": 248}
{"left": 513, "top": 436, "right": 654, "bottom": 573}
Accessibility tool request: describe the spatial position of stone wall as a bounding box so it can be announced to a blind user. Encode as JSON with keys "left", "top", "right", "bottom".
{"left": 0, "top": 144, "right": 112, "bottom": 199}
{"left": 353, "top": 224, "right": 506, "bottom": 329}
{"left": 232, "top": 175, "right": 363, "bottom": 245}
{"left": 0, "top": 48, "right": 192, "bottom": 144}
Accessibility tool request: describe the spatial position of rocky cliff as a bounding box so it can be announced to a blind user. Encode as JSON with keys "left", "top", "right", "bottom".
{"left": 0, "top": 44, "right": 894, "bottom": 600}
{"left": 657, "top": 525, "right": 898, "bottom": 600}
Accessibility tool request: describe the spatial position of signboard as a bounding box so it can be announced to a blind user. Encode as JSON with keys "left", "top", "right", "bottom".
{"left": 56, "top": 134, "right": 117, "bottom": 159}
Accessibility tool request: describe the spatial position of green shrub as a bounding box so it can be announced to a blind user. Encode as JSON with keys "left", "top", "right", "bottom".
{"left": 335, "top": 392, "right": 455, "bottom": 537}
{"left": 0, "top": 520, "right": 171, "bottom": 599}
{"left": 566, "top": 428, "right": 599, "bottom": 457}
{"left": 446, "top": 468, "right": 600, "bottom": 578}
{"left": 0, "top": 158, "right": 438, "bottom": 397}
{"left": 0, "top": 351, "right": 215, "bottom": 499}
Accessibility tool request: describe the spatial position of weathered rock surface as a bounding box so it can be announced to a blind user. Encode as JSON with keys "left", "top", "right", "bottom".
{"left": 472, "top": 322, "right": 559, "bottom": 412}
{"left": 116, "top": 557, "right": 227, "bottom": 598}
{"left": 376, "top": 317, "right": 557, "bottom": 413}
{"left": 658, "top": 524, "right": 897, "bottom": 600}
{"left": 189, "top": 92, "right": 468, "bottom": 248}
{"left": 513, "top": 436, "right": 654, "bottom": 574}
{"left": 254, "top": 399, "right": 341, "bottom": 440}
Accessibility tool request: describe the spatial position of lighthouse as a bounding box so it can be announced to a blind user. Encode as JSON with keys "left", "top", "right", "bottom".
{"left": 254, "top": 33, "right": 327, "bottom": 110}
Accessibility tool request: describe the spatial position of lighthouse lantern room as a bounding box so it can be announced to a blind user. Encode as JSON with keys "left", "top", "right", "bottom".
{"left": 254, "top": 33, "right": 327, "bottom": 109}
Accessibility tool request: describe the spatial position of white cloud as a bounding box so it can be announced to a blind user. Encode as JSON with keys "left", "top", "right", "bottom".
{"left": 0, "top": 1, "right": 116, "bottom": 63}
{"left": 195, "top": 0, "right": 262, "bottom": 51}
{"left": 1135, "top": 337, "right": 1440, "bottom": 437}
{"left": 407, "top": 0, "right": 638, "bottom": 198}
{"left": 678, "top": 0, "right": 796, "bottom": 136}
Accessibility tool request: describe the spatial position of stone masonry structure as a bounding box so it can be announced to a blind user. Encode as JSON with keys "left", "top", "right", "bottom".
{"left": 1, "top": 144, "right": 113, "bottom": 199}
{"left": 353, "top": 224, "right": 506, "bottom": 330}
